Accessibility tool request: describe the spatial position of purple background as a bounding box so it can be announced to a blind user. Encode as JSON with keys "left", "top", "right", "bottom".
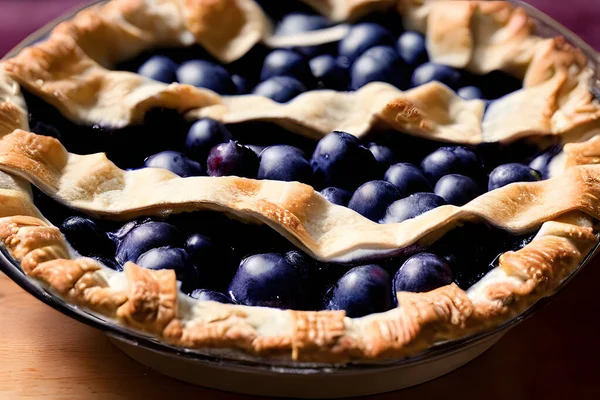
{"left": 0, "top": 0, "right": 598, "bottom": 56}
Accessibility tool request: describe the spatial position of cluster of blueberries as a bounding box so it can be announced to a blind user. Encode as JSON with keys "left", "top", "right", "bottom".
{"left": 132, "top": 11, "right": 520, "bottom": 103}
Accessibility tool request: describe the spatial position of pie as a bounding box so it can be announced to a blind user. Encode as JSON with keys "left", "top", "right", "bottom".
{"left": 0, "top": 0, "right": 599, "bottom": 363}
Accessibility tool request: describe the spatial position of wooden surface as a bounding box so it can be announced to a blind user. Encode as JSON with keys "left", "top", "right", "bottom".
{"left": 2, "top": 257, "right": 600, "bottom": 400}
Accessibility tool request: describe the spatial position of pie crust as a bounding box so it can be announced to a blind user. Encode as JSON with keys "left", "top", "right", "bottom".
{"left": 0, "top": 0, "right": 599, "bottom": 362}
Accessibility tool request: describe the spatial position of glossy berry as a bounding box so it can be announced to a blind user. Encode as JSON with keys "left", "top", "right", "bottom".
{"left": 231, "top": 74, "right": 251, "bottom": 94}
{"left": 338, "top": 23, "right": 394, "bottom": 65}
{"left": 368, "top": 144, "right": 398, "bottom": 169}
{"left": 320, "top": 187, "right": 352, "bottom": 206}
{"left": 310, "top": 131, "right": 379, "bottom": 190}
{"left": 252, "top": 76, "right": 307, "bottom": 103}
{"left": 189, "top": 289, "right": 234, "bottom": 303}
{"left": 137, "top": 55, "right": 178, "bottom": 83}
{"left": 258, "top": 145, "right": 313, "bottom": 184}
{"left": 434, "top": 174, "right": 481, "bottom": 206}
{"left": 176, "top": 60, "right": 236, "bottom": 94}
{"left": 323, "top": 264, "right": 393, "bottom": 318}
{"left": 309, "top": 55, "right": 348, "bottom": 90}
{"left": 393, "top": 253, "right": 453, "bottom": 294}
{"left": 348, "top": 180, "right": 401, "bottom": 221}
{"left": 115, "top": 221, "right": 182, "bottom": 264}
{"left": 185, "top": 119, "right": 233, "bottom": 162}
{"left": 457, "top": 86, "right": 484, "bottom": 100}
{"left": 228, "top": 253, "right": 305, "bottom": 309}
{"left": 350, "top": 46, "right": 407, "bottom": 90}
{"left": 529, "top": 148, "right": 559, "bottom": 179}
{"left": 260, "top": 49, "right": 313, "bottom": 84}
{"left": 384, "top": 163, "right": 432, "bottom": 196}
{"left": 185, "top": 233, "right": 217, "bottom": 266}
{"left": 411, "top": 62, "right": 461, "bottom": 89}
{"left": 144, "top": 151, "right": 205, "bottom": 177}
{"left": 61, "top": 216, "right": 115, "bottom": 257}
{"left": 136, "top": 246, "right": 192, "bottom": 280}
{"left": 420, "top": 146, "right": 482, "bottom": 183}
{"left": 274, "top": 13, "right": 330, "bottom": 36}
{"left": 488, "top": 163, "right": 542, "bottom": 191}
{"left": 382, "top": 192, "right": 447, "bottom": 224}
{"left": 396, "top": 31, "right": 428, "bottom": 66}
{"left": 206, "top": 140, "right": 259, "bottom": 178}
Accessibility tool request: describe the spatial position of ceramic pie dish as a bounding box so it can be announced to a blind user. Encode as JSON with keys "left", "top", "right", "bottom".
{"left": 1, "top": 0, "right": 600, "bottom": 397}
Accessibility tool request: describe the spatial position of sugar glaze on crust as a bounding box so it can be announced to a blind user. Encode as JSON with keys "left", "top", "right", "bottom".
{"left": 0, "top": 0, "right": 598, "bottom": 362}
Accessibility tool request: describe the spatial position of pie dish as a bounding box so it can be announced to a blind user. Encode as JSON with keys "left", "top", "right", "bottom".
{"left": 0, "top": 0, "right": 599, "bottom": 365}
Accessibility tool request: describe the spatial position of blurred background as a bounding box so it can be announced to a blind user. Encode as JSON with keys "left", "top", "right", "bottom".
{"left": 0, "top": 0, "right": 597, "bottom": 56}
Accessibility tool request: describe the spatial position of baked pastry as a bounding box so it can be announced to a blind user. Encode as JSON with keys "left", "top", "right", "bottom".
{"left": 0, "top": 0, "right": 599, "bottom": 363}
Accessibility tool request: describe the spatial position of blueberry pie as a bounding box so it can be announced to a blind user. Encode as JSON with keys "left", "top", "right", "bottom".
{"left": 0, "top": 0, "right": 599, "bottom": 363}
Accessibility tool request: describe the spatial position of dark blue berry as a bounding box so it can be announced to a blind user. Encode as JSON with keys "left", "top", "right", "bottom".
{"left": 384, "top": 162, "right": 432, "bottom": 196}
{"left": 260, "top": 49, "right": 313, "bottom": 85}
{"left": 144, "top": 151, "right": 205, "bottom": 177}
{"left": 420, "top": 146, "right": 482, "bottom": 183}
{"left": 247, "top": 144, "right": 266, "bottom": 156}
{"left": 369, "top": 144, "right": 398, "bottom": 169}
{"left": 529, "top": 148, "right": 559, "bottom": 179}
{"left": 411, "top": 62, "right": 462, "bottom": 89}
{"left": 488, "top": 163, "right": 541, "bottom": 191}
{"left": 185, "top": 119, "right": 233, "bottom": 162}
{"left": 136, "top": 246, "right": 192, "bottom": 280}
{"left": 457, "top": 86, "right": 484, "bottom": 100}
{"left": 176, "top": 60, "right": 236, "bottom": 94}
{"left": 320, "top": 187, "right": 352, "bottom": 206}
{"left": 206, "top": 140, "right": 259, "bottom": 178}
{"left": 258, "top": 145, "right": 313, "bottom": 184}
{"left": 348, "top": 180, "right": 401, "bottom": 221}
{"left": 61, "top": 216, "right": 115, "bottom": 257}
{"left": 396, "top": 31, "right": 428, "bottom": 66}
{"left": 338, "top": 23, "right": 394, "bottom": 65}
{"left": 185, "top": 233, "right": 217, "bottom": 265}
{"left": 189, "top": 289, "right": 234, "bottom": 303}
{"left": 350, "top": 46, "right": 407, "bottom": 90}
{"left": 275, "top": 13, "right": 330, "bottom": 36}
{"left": 393, "top": 253, "right": 453, "bottom": 294}
{"left": 252, "top": 76, "right": 307, "bottom": 103}
{"left": 92, "top": 255, "right": 123, "bottom": 272}
{"left": 310, "top": 131, "right": 379, "bottom": 190}
{"left": 228, "top": 253, "right": 305, "bottom": 309}
{"left": 323, "top": 264, "right": 393, "bottom": 318}
{"left": 116, "top": 221, "right": 182, "bottom": 264}
{"left": 434, "top": 174, "right": 481, "bottom": 206}
{"left": 309, "top": 54, "right": 349, "bottom": 90}
{"left": 231, "top": 74, "right": 251, "bottom": 94}
{"left": 137, "top": 55, "right": 178, "bottom": 83}
{"left": 382, "top": 193, "right": 447, "bottom": 224}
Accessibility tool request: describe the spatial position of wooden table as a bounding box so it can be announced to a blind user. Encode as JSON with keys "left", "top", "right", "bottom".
{"left": 2, "top": 258, "right": 600, "bottom": 400}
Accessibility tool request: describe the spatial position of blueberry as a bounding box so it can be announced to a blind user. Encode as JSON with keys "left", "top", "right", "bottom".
{"left": 176, "top": 60, "right": 236, "bottom": 94}
{"left": 529, "top": 148, "right": 559, "bottom": 179}
{"left": 320, "top": 187, "right": 352, "bottom": 206}
{"left": 310, "top": 131, "right": 380, "bottom": 190}
{"left": 252, "top": 76, "right": 307, "bottom": 103}
{"left": 144, "top": 151, "right": 205, "bottom": 177}
{"left": 411, "top": 62, "right": 461, "bottom": 89}
{"left": 231, "top": 74, "right": 251, "bottom": 94}
{"left": 116, "top": 221, "right": 182, "bottom": 264}
{"left": 258, "top": 145, "right": 313, "bottom": 184}
{"left": 309, "top": 55, "right": 348, "bottom": 90}
{"left": 420, "top": 146, "right": 482, "bottom": 183}
{"left": 185, "top": 233, "right": 217, "bottom": 265}
{"left": 393, "top": 253, "right": 453, "bottom": 294}
{"left": 338, "top": 23, "right": 394, "bottom": 65}
{"left": 136, "top": 246, "right": 193, "bottom": 280}
{"left": 189, "top": 289, "right": 234, "bottom": 303}
{"left": 137, "top": 55, "right": 178, "bottom": 83}
{"left": 350, "top": 46, "right": 407, "bottom": 90}
{"left": 369, "top": 144, "right": 398, "bottom": 169}
{"left": 260, "top": 49, "right": 313, "bottom": 85}
{"left": 457, "top": 86, "right": 484, "bottom": 100}
{"left": 206, "top": 140, "right": 259, "bottom": 178}
{"left": 382, "top": 192, "right": 447, "bottom": 224}
{"left": 61, "top": 216, "right": 116, "bottom": 257}
{"left": 186, "top": 233, "right": 237, "bottom": 290}
{"left": 110, "top": 220, "right": 145, "bottom": 242}
{"left": 396, "top": 31, "right": 428, "bottom": 66}
{"left": 488, "top": 163, "right": 542, "bottom": 191}
{"left": 384, "top": 163, "right": 432, "bottom": 196}
{"left": 348, "top": 180, "right": 401, "bottom": 221}
{"left": 275, "top": 13, "right": 330, "bottom": 36}
{"left": 323, "top": 264, "right": 393, "bottom": 318}
{"left": 228, "top": 253, "right": 305, "bottom": 309}
{"left": 185, "top": 119, "right": 233, "bottom": 162}
{"left": 92, "top": 255, "right": 123, "bottom": 272}
{"left": 434, "top": 174, "right": 481, "bottom": 206}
